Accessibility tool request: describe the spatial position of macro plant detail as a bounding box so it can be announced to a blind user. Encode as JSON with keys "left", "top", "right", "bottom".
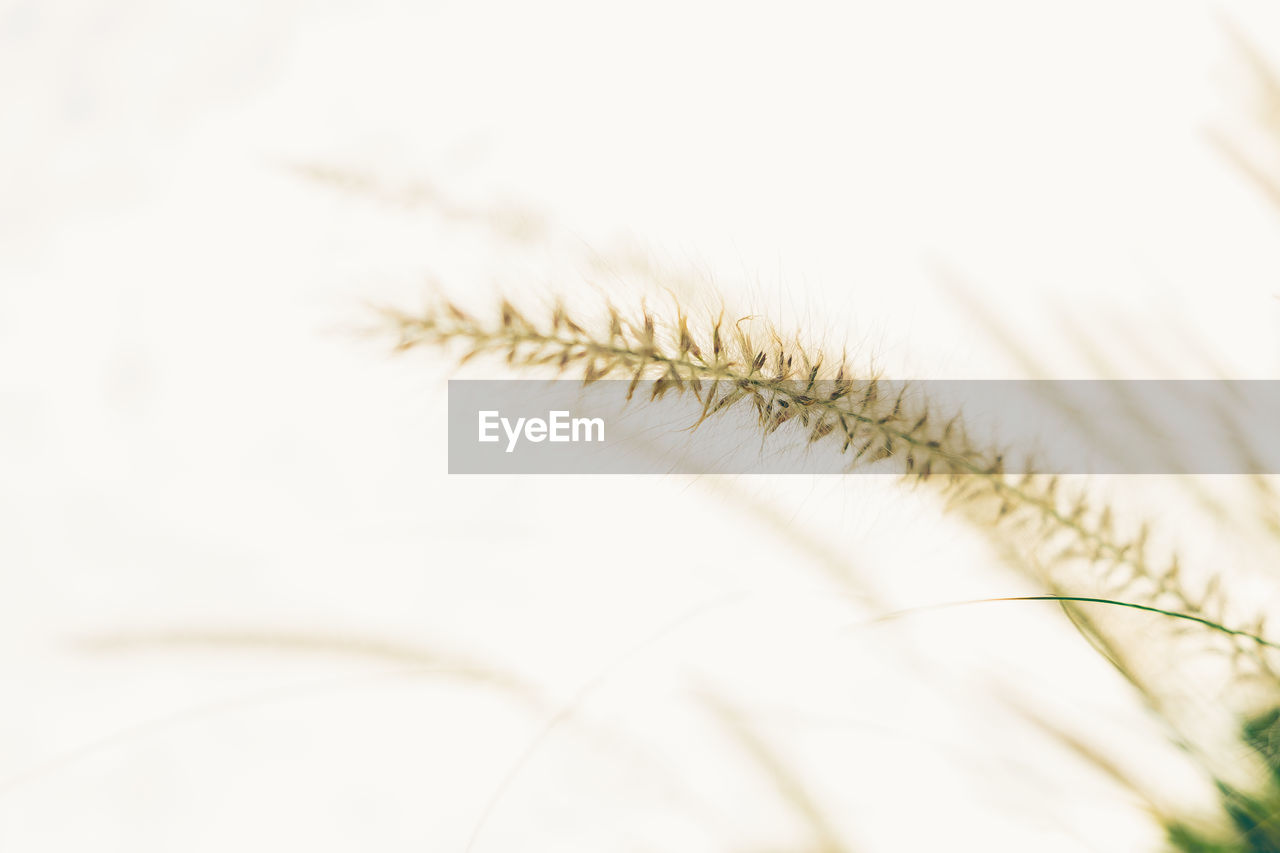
{"left": 12, "top": 4, "right": 1280, "bottom": 852}
{"left": 385, "top": 292, "right": 1280, "bottom": 851}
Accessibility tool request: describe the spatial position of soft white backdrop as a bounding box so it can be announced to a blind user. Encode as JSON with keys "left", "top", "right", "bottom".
{"left": 4, "top": 1, "right": 1280, "bottom": 850}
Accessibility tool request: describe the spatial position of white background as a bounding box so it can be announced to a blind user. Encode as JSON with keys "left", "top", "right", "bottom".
{"left": 4, "top": 1, "right": 1280, "bottom": 850}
